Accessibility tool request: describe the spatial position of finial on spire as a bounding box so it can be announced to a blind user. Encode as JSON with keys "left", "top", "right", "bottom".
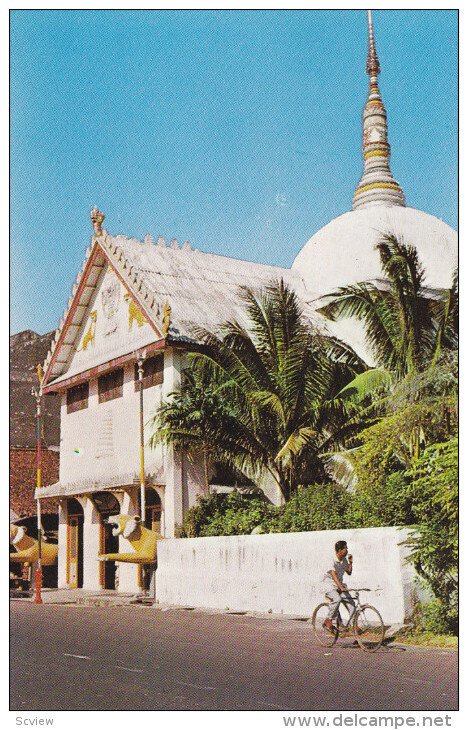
{"left": 352, "top": 10, "right": 406, "bottom": 210}
{"left": 366, "top": 10, "right": 380, "bottom": 77}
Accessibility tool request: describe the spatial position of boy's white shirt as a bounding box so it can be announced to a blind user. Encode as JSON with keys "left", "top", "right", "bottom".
{"left": 322, "top": 556, "right": 350, "bottom": 589}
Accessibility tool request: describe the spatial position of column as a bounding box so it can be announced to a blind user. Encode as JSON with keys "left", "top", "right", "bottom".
{"left": 57, "top": 500, "right": 68, "bottom": 589}
{"left": 82, "top": 496, "right": 101, "bottom": 591}
{"left": 162, "top": 347, "right": 184, "bottom": 537}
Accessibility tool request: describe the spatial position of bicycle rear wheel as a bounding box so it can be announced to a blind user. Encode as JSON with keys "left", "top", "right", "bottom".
{"left": 353, "top": 605, "right": 385, "bottom": 652}
{"left": 312, "top": 602, "right": 339, "bottom": 647}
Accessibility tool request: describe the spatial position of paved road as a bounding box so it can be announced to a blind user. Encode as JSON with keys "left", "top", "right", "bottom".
{"left": 10, "top": 602, "right": 457, "bottom": 711}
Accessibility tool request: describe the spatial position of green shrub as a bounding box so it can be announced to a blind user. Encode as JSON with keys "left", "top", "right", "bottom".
{"left": 348, "top": 471, "right": 415, "bottom": 528}
{"left": 412, "top": 594, "right": 458, "bottom": 636}
{"left": 176, "top": 483, "right": 351, "bottom": 537}
{"left": 266, "top": 484, "right": 349, "bottom": 533}
{"left": 176, "top": 490, "right": 271, "bottom": 538}
{"left": 403, "top": 437, "right": 458, "bottom": 633}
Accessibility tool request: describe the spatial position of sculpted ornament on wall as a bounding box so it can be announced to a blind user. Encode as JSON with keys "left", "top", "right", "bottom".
{"left": 162, "top": 301, "right": 171, "bottom": 336}
{"left": 124, "top": 293, "right": 148, "bottom": 330}
{"left": 77, "top": 311, "right": 97, "bottom": 352}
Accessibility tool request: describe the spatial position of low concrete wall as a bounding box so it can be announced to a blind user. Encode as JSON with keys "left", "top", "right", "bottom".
{"left": 156, "top": 526, "right": 417, "bottom": 625}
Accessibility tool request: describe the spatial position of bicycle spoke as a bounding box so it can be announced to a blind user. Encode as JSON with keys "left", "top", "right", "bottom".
{"left": 354, "top": 606, "right": 385, "bottom": 652}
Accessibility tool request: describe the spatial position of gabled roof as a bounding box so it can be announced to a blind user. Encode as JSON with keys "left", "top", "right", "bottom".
{"left": 99, "top": 232, "right": 309, "bottom": 340}
{"left": 42, "top": 228, "right": 318, "bottom": 387}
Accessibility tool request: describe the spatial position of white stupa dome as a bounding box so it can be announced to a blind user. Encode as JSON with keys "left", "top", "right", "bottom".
{"left": 291, "top": 12, "right": 458, "bottom": 365}
{"left": 292, "top": 205, "right": 458, "bottom": 298}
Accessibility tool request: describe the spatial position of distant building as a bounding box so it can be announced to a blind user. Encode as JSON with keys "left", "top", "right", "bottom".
{"left": 35, "top": 11, "right": 457, "bottom": 594}
{"left": 292, "top": 11, "right": 457, "bottom": 361}
{"left": 10, "top": 328, "right": 60, "bottom": 593}
{"left": 10, "top": 329, "right": 60, "bottom": 522}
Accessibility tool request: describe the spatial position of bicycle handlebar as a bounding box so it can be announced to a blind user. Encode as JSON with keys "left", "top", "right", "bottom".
{"left": 342, "top": 588, "right": 371, "bottom": 592}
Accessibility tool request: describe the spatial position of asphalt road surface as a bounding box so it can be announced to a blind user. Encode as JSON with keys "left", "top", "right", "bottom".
{"left": 10, "top": 602, "right": 457, "bottom": 712}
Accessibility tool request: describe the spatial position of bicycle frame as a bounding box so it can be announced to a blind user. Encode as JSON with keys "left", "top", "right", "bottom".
{"left": 333, "top": 591, "right": 362, "bottom": 630}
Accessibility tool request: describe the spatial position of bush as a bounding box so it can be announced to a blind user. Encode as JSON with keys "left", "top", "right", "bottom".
{"left": 412, "top": 593, "right": 458, "bottom": 636}
{"left": 403, "top": 438, "right": 458, "bottom": 633}
{"left": 176, "top": 490, "right": 272, "bottom": 538}
{"left": 348, "top": 471, "right": 415, "bottom": 528}
{"left": 266, "top": 484, "right": 349, "bottom": 533}
{"left": 176, "top": 483, "right": 351, "bottom": 537}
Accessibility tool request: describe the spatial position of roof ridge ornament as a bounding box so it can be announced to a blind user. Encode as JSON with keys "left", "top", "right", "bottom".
{"left": 352, "top": 10, "right": 406, "bottom": 210}
{"left": 91, "top": 207, "right": 105, "bottom": 236}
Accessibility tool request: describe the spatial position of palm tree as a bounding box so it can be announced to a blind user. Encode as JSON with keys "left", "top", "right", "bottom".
{"left": 318, "top": 234, "right": 458, "bottom": 483}
{"left": 148, "top": 369, "right": 233, "bottom": 494}
{"left": 150, "top": 279, "right": 365, "bottom": 501}
{"left": 318, "top": 234, "right": 457, "bottom": 379}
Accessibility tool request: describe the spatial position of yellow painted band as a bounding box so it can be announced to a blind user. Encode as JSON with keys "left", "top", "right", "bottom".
{"left": 355, "top": 182, "right": 402, "bottom": 194}
{"left": 364, "top": 150, "right": 387, "bottom": 159}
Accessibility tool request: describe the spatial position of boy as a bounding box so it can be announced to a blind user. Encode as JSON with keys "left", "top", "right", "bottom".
{"left": 322, "top": 540, "right": 353, "bottom": 632}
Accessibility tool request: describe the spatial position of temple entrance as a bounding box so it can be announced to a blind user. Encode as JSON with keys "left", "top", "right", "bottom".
{"left": 92, "top": 492, "right": 120, "bottom": 590}
{"left": 66, "top": 498, "right": 83, "bottom": 588}
{"left": 145, "top": 488, "right": 162, "bottom": 533}
{"left": 143, "top": 488, "right": 162, "bottom": 591}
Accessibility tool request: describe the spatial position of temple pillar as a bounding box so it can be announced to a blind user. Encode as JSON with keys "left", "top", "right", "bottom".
{"left": 162, "top": 347, "right": 184, "bottom": 537}
{"left": 82, "top": 496, "right": 101, "bottom": 591}
{"left": 57, "top": 500, "right": 68, "bottom": 588}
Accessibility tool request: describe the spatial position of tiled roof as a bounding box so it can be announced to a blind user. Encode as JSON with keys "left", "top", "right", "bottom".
{"left": 42, "top": 231, "right": 328, "bottom": 384}
{"left": 100, "top": 233, "right": 312, "bottom": 342}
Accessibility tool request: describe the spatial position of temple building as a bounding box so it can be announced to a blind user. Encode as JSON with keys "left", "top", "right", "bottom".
{"left": 35, "top": 11, "right": 457, "bottom": 594}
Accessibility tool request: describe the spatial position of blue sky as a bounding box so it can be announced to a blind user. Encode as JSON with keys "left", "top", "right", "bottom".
{"left": 10, "top": 9, "right": 457, "bottom": 335}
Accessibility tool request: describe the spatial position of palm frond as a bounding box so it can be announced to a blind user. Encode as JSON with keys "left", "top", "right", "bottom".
{"left": 337, "top": 368, "right": 392, "bottom": 404}
{"left": 321, "top": 450, "right": 359, "bottom": 490}
{"left": 275, "top": 426, "right": 317, "bottom": 465}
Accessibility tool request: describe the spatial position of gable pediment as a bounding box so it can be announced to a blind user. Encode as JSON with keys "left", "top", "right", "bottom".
{"left": 42, "top": 242, "right": 164, "bottom": 387}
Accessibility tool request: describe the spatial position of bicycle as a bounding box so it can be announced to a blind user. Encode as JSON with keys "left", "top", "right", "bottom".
{"left": 311, "top": 588, "right": 385, "bottom": 652}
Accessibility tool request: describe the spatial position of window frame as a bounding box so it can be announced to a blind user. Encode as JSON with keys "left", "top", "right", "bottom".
{"left": 98, "top": 368, "right": 124, "bottom": 403}
{"left": 66, "top": 382, "right": 89, "bottom": 413}
{"left": 134, "top": 354, "right": 164, "bottom": 392}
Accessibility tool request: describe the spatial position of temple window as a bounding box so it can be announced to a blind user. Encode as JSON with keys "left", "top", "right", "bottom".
{"left": 66, "top": 382, "right": 89, "bottom": 413}
{"left": 98, "top": 368, "right": 124, "bottom": 403}
{"left": 134, "top": 354, "right": 164, "bottom": 391}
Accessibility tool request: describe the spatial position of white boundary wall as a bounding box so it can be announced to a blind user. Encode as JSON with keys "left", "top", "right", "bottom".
{"left": 156, "top": 527, "right": 418, "bottom": 625}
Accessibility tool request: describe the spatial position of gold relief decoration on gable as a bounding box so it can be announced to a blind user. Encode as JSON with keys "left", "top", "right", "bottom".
{"left": 77, "top": 311, "right": 97, "bottom": 351}
{"left": 162, "top": 301, "right": 171, "bottom": 336}
{"left": 124, "top": 293, "right": 148, "bottom": 330}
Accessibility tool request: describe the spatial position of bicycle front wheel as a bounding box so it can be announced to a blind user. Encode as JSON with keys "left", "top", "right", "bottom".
{"left": 353, "top": 605, "right": 385, "bottom": 652}
{"left": 312, "top": 602, "right": 339, "bottom": 647}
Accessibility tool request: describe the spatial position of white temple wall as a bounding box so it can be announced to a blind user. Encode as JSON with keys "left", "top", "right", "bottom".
{"left": 162, "top": 347, "right": 183, "bottom": 536}
{"left": 59, "top": 362, "right": 164, "bottom": 487}
{"left": 156, "top": 526, "right": 417, "bottom": 625}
